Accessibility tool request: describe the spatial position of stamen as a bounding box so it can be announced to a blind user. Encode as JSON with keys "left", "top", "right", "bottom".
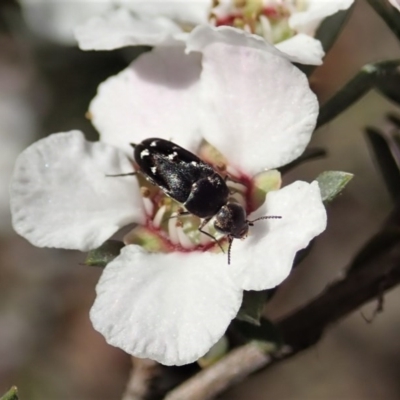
{"left": 141, "top": 186, "right": 151, "bottom": 197}
{"left": 168, "top": 217, "right": 180, "bottom": 245}
{"left": 227, "top": 181, "right": 247, "bottom": 193}
{"left": 177, "top": 225, "right": 195, "bottom": 249}
{"left": 153, "top": 205, "right": 166, "bottom": 228}
{"left": 142, "top": 197, "right": 154, "bottom": 217}
{"left": 226, "top": 165, "right": 240, "bottom": 176}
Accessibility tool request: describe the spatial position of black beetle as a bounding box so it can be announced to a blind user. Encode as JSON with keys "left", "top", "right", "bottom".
{"left": 110, "top": 138, "right": 280, "bottom": 263}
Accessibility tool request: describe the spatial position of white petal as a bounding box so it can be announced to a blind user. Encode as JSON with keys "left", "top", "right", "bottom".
{"left": 75, "top": 8, "right": 183, "bottom": 50}
{"left": 275, "top": 34, "right": 324, "bottom": 66}
{"left": 90, "top": 46, "right": 203, "bottom": 154}
{"left": 389, "top": 0, "right": 400, "bottom": 11}
{"left": 289, "top": 0, "right": 355, "bottom": 35}
{"left": 118, "top": 0, "right": 212, "bottom": 25}
{"left": 187, "top": 25, "right": 320, "bottom": 65}
{"left": 10, "top": 131, "right": 145, "bottom": 251}
{"left": 91, "top": 245, "right": 242, "bottom": 365}
{"left": 195, "top": 32, "right": 319, "bottom": 175}
{"left": 19, "top": 0, "right": 112, "bottom": 45}
{"left": 230, "top": 181, "right": 327, "bottom": 291}
{"left": 187, "top": 25, "right": 289, "bottom": 60}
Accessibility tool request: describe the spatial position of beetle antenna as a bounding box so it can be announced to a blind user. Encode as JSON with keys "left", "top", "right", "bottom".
{"left": 248, "top": 215, "right": 281, "bottom": 226}
{"left": 162, "top": 210, "right": 191, "bottom": 223}
{"left": 227, "top": 237, "right": 233, "bottom": 265}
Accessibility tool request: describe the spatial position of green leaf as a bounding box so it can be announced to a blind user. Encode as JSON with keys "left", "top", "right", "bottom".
{"left": 316, "top": 171, "right": 354, "bottom": 203}
{"left": 84, "top": 240, "right": 125, "bottom": 267}
{"left": 236, "top": 290, "right": 268, "bottom": 325}
{"left": 0, "top": 387, "right": 18, "bottom": 400}
{"left": 233, "top": 318, "right": 283, "bottom": 351}
{"left": 365, "top": 127, "right": 400, "bottom": 202}
{"left": 375, "top": 64, "right": 400, "bottom": 105}
{"left": 317, "top": 60, "right": 400, "bottom": 128}
{"left": 367, "top": 0, "right": 400, "bottom": 42}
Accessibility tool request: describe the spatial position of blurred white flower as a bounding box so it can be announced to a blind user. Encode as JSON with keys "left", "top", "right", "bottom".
{"left": 19, "top": 0, "right": 353, "bottom": 63}
{"left": 0, "top": 39, "right": 36, "bottom": 235}
{"left": 19, "top": 0, "right": 113, "bottom": 45}
{"left": 74, "top": 0, "right": 354, "bottom": 64}
{"left": 10, "top": 28, "right": 326, "bottom": 365}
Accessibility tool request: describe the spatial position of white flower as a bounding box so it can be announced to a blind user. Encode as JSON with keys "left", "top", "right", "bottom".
{"left": 388, "top": 0, "right": 400, "bottom": 11}
{"left": 10, "top": 28, "right": 326, "bottom": 365}
{"left": 73, "top": 0, "right": 353, "bottom": 65}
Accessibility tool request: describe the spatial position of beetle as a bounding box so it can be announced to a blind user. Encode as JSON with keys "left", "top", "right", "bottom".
{"left": 111, "top": 138, "right": 280, "bottom": 263}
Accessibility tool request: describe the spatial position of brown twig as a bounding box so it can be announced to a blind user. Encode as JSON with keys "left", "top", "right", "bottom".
{"left": 122, "top": 357, "right": 161, "bottom": 400}
{"left": 165, "top": 207, "right": 400, "bottom": 400}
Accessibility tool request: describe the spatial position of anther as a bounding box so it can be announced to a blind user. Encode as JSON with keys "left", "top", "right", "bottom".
{"left": 140, "top": 186, "right": 151, "bottom": 197}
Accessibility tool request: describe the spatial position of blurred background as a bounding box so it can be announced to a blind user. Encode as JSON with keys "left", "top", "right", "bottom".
{"left": 1, "top": 0, "right": 400, "bottom": 399}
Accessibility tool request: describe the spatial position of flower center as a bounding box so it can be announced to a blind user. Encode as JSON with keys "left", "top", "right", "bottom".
{"left": 211, "top": 0, "right": 308, "bottom": 43}
{"left": 124, "top": 144, "right": 255, "bottom": 255}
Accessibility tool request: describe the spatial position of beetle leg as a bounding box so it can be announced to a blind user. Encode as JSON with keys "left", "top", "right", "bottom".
{"left": 224, "top": 175, "right": 240, "bottom": 184}
{"left": 198, "top": 219, "right": 225, "bottom": 253}
{"left": 168, "top": 210, "right": 191, "bottom": 219}
{"left": 162, "top": 209, "right": 191, "bottom": 225}
{"left": 106, "top": 172, "right": 137, "bottom": 177}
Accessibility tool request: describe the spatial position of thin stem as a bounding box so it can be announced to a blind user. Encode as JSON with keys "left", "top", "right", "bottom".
{"left": 121, "top": 357, "right": 160, "bottom": 400}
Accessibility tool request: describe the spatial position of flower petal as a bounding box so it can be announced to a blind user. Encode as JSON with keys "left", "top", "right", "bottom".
{"left": 90, "top": 45, "right": 202, "bottom": 154}
{"left": 190, "top": 27, "right": 319, "bottom": 174}
{"left": 75, "top": 8, "right": 183, "bottom": 50}
{"left": 187, "top": 25, "right": 321, "bottom": 65}
{"left": 230, "top": 181, "right": 327, "bottom": 291}
{"left": 389, "top": 0, "right": 400, "bottom": 11}
{"left": 289, "top": 0, "right": 355, "bottom": 35}
{"left": 187, "top": 25, "right": 290, "bottom": 61}
{"left": 275, "top": 34, "right": 324, "bottom": 66}
{"left": 91, "top": 245, "right": 242, "bottom": 365}
{"left": 119, "top": 0, "right": 211, "bottom": 26}
{"left": 10, "top": 131, "right": 145, "bottom": 251}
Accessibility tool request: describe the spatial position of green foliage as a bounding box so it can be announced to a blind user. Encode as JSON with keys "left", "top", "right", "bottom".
{"left": 0, "top": 387, "right": 18, "bottom": 400}
{"left": 233, "top": 319, "right": 283, "bottom": 351}
{"left": 367, "top": 0, "right": 400, "bottom": 42}
{"left": 316, "top": 171, "right": 354, "bottom": 203}
{"left": 84, "top": 240, "right": 125, "bottom": 268}
{"left": 236, "top": 290, "right": 268, "bottom": 325}
{"left": 365, "top": 125, "right": 400, "bottom": 202}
